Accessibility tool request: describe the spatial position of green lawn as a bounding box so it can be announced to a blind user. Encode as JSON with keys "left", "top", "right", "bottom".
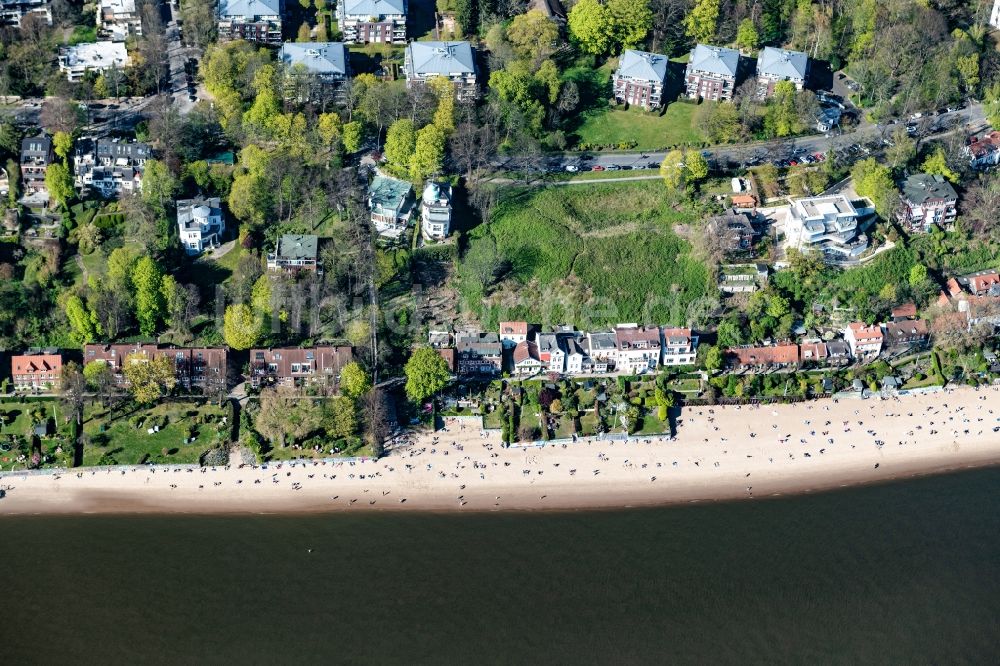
{"left": 462, "top": 181, "right": 710, "bottom": 328}
{"left": 82, "top": 401, "right": 228, "bottom": 466}
{"left": 573, "top": 103, "right": 705, "bottom": 151}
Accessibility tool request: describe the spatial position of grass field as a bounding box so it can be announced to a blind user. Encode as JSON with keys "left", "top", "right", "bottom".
{"left": 462, "top": 181, "right": 710, "bottom": 328}
{"left": 573, "top": 103, "right": 705, "bottom": 151}
{"left": 81, "top": 401, "right": 228, "bottom": 466}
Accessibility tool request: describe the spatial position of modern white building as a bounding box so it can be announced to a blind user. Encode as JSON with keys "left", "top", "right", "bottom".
{"left": 844, "top": 322, "right": 883, "bottom": 361}
{"left": 58, "top": 41, "right": 130, "bottom": 82}
{"left": 420, "top": 181, "right": 452, "bottom": 241}
{"left": 0, "top": 0, "right": 51, "bottom": 28}
{"left": 784, "top": 195, "right": 869, "bottom": 261}
{"left": 177, "top": 197, "right": 225, "bottom": 254}
{"left": 991, "top": 0, "right": 1000, "bottom": 30}
{"left": 97, "top": 0, "right": 140, "bottom": 41}
{"left": 661, "top": 327, "right": 698, "bottom": 366}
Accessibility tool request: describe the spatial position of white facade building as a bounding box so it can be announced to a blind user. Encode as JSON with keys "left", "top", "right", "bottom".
{"left": 97, "top": 0, "right": 141, "bottom": 41}
{"left": 58, "top": 41, "right": 129, "bottom": 82}
{"left": 992, "top": 0, "right": 1000, "bottom": 30}
{"left": 177, "top": 197, "right": 225, "bottom": 254}
{"left": 785, "top": 195, "right": 869, "bottom": 261}
{"left": 420, "top": 181, "right": 452, "bottom": 241}
{"left": 661, "top": 327, "right": 698, "bottom": 366}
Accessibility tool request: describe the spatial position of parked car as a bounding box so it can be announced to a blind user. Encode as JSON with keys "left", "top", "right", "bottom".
{"left": 565, "top": 165, "right": 579, "bottom": 172}
{"left": 605, "top": 165, "right": 620, "bottom": 171}
{"left": 591, "top": 165, "right": 605, "bottom": 171}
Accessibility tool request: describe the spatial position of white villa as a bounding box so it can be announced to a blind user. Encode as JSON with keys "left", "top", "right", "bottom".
{"left": 177, "top": 197, "right": 225, "bottom": 254}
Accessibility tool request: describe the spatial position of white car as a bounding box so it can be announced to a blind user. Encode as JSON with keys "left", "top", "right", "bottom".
{"left": 565, "top": 165, "right": 579, "bottom": 172}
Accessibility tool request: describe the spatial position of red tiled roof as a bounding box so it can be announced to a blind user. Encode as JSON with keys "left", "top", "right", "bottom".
{"left": 891, "top": 302, "right": 917, "bottom": 319}
{"left": 499, "top": 321, "right": 528, "bottom": 336}
{"left": 968, "top": 272, "right": 1000, "bottom": 294}
{"left": 968, "top": 131, "right": 1000, "bottom": 158}
{"left": 437, "top": 348, "right": 455, "bottom": 372}
{"left": 615, "top": 326, "right": 660, "bottom": 349}
{"left": 11, "top": 354, "right": 62, "bottom": 375}
{"left": 848, "top": 322, "right": 883, "bottom": 341}
{"left": 937, "top": 291, "right": 951, "bottom": 307}
{"left": 731, "top": 194, "right": 757, "bottom": 207}
{"left": 728, "top": 344, "right": 798, "bottom": 366}
{"left": 946, "top": 277, "right": 962, "bottom": 297}
{"left": 798, "top": 342, "right": 827, "bottom": 361}
{"left": 512, "top": 340, "right": 539, "bottom": 365}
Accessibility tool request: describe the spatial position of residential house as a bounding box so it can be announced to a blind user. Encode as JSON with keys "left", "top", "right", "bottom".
{"left": 218, "top": 0, "right": 283, "bottom": 45}
{"left": 0, "top": 0, "right": 51, "bottom": 27}
{"left": 368, "top": 175, "right": 413, "bottom": 238}
{"left": 661, "top": 328, "right": 697, "bottom": 366}
{"left": 964, "top": 270, "right": 1000, "bottom": 296}
{"left": 707, "top": 209, "right": 760, "bottom": 256}
{"left": 337, "top": 0, "right": 406, "bottom": 44}
{"left": 614, "top": 324, "right": 661, "bottom": 374}
{"left": 437, "top": 347, "right": 456, "bottom": 373}
{"left": 512, "top": 340, "right": 542, "bottom": 376}
{"left": 719, "top": 263, "right": 768, "bottom": 294}
{"left": 755, "top": 46, "right": 809, "bottom": 98}
{"left": 897, "top": 174, "right": 957, "bottom": 232}
{"left": 420, "top": 181, "right": 452, "bottom": 241}
{"left": 58, "top": 41, "right": 130, "bottom": 82}
{"left": 891, "top": 302, "right": 918, "bottom": 321}
{"left": 685, "top": 44, "right": 740, "bottom": 101}
{"left": 11, "top": 351, "right": 62, "bottom": 391}
{"left": 73, "top": 137, "right": 149, "bottom": 197}
{"left": 965, "top": 131, "right": 1000, "bottom": 170}
{"left": 882, "top": 320, "right": 929, "bottom": 355}
{"left": 267, "top": 234, "right": 319, "bottom": 272}
{"left": 499, "top": 321, "right": 529, "bottom": 348}
{"left": 278, "top": 42, "right": 350, "bottom": 103}
{"left": 726, "top": 344, "right": 799, "bottom": 372}
{"left": 428, "top": 330, "right": 452, "bottom": 348}
{"left": 83, "top": 344, "right": 228, "bottom": 392}
{"left": 0, "top": 166, "right": 8, "bottom": 198}
{"left": 798, "top": 341, "right": 828, "bottom": 365}
{"left": 586, "top": 331, "right": 618, "bottom": 372}
{"left": 20, "top": 135, "right": 54, "bottom": 196}
{"left": 844, "top": 322, "right": 883, "bottom": 361}
{"left": 826, "top": 339, "right": 851, "bottom": 366}
{"left": 248, "top": 346, "right": 353, "bottom": 389}
{"left": 97, "top": 0, "right": 140, "bottom": 41}
{"left": 535, "top": 333, "right": 562, "bottom": 373}
{"left": 404, "top": 41, "right": 478, "bottom": 102}
{"left": 613, "top": 49, "right": 668, "bottom": 110}
{"left": 455, "top": 332, "right": 502, "bottom": 376}
{"left": 785, "top": 194, "right": 868, "bottom": 261}
{"left": 563, "top": 335, "right": 589, "bottom": 374}
{"left": 177, "top": 197, "right": 225, "bottom": 254}
{"left": 816, "top": 107, "right": 842, "bottom": 133}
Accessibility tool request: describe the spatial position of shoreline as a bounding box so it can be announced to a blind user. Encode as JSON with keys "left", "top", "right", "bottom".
{"left": 2, "top": 386, "right": 999, "bottom": 517}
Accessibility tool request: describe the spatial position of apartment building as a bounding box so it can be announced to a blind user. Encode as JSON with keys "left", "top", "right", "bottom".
{"left": 685, "top": 44, "right": 740, "bottom": 101}
{"left": 613, "top": 49, "right": 668, "bottom": 110}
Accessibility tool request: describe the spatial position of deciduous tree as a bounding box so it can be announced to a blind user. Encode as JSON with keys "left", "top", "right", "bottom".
{"left": 340, "top": 361, "right": 372, "bottom": 399}
{"left": 404, "top": 347, "right": 450, "bottom": 402}
{"left": 223, "top": 303, "right": 262, "bottom": 350}
{"left": 122, "top": 353, "right": 177, "bottom": 404}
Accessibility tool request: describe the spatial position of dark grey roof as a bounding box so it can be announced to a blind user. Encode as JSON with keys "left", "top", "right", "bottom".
{"left": 616, "top": 49, "right": 668, "bottom": 83}
{"left": 279, "top": 42, "right": 348, "bottom": 76}
{"left": 177, "top": 197, "right": 222, "bottom": 227}
{"left": 21, "top": 135, "right": 52, "bottom": 157}
{"left": 757, "top": 46, "right": 809, "bottom": 80}
{"left": 900, "top": 173, "right": 958, "bottom": 205}
{"left": 276, "top": 234, "right": 318, "bottom": 260}
{"left": 688, "top": 44, "right": 739, "bottom": 78}
{"left": 406, "top": 41, "right": 476, "bottom": 77}
{"left": 96, "top": 138, "right": 150, "bottom": 162}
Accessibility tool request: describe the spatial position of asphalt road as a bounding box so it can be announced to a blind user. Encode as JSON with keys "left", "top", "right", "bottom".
{"left": 500, "top": 102, "right": 988, "bottom": 174}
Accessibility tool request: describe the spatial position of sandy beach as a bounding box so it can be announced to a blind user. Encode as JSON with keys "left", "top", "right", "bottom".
{"left": 1, "top": 386, "right": 999, "bottom": 516}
